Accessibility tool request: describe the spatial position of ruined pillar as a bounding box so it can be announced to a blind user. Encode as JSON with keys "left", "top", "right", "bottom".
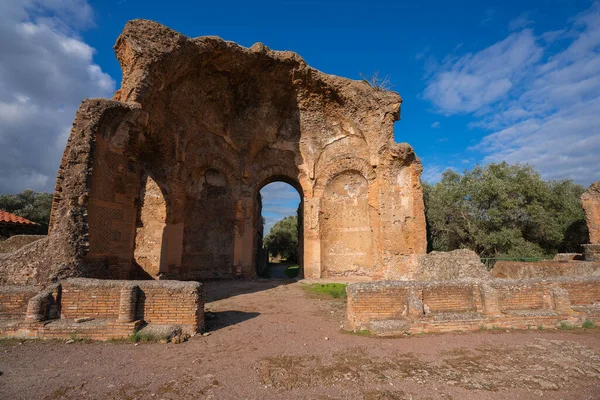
{"left": 481, "top": 284, "right": 501, "bottom": 316}
{"left": 552, "top": 287, "right": 572, "bottom": 315}
{"left": 302, "top": 198, "right": 321, "bottom": 278}
{"left": 233, "top": 196, "right": 256, "bottom": 278}
{"left": 117, "top": 285, "right": 139, "bottom": 322}
{"left": 581, "top": 181, "right": 600, "bottom": 261}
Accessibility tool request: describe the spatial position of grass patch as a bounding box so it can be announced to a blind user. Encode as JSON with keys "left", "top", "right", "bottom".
{"left": 284, "top": 265, "right": 300, "bottom": 279}
{"left": 304, "top": 283, "right": 348, "bottom": 299}
{"left": 68, "top": 333, "right": 92, "bottom": 343}
{"left": 129, "top": 331, "right": 169, "bottom": 343}
{"left": 582, "top": 319, "right": 595, "bottom": 329}
{"left": 558, "top": 322, "right": 575, "bottom": 331}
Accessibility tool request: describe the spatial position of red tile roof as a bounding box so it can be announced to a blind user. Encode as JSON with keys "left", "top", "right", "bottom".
{"left": 0, "top": 210, "right": 38, "bottom": 225}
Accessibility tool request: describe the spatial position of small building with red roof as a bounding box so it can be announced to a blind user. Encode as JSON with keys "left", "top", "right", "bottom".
{"left": 0, "top": 210, "right": 39, "bottom": 238}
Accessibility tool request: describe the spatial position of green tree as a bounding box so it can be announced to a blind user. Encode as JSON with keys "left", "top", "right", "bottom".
{"left": 423, "top": 162, "right": 588, "bottom": 258}
{"left": 0, "top": 190, "right": 53, "bottom": 235}
{"left": 263, "top": 216, "right": 298, "bottom": 261}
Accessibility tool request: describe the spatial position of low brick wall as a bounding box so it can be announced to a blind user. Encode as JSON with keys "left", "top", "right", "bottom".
{"left": 347, "top": 277, "right": 600, "bottom": 335}
{"left": 0, "top": 278, "right": 204, "bottom": 340}
{"left": 61, "top": 279, "right": 204, "bottom": 333}
{"left": 0, "top": 286, "right": 38, "bottom": 320}
{"left": 491, "top": 260, "right": 600, "bottom": 279}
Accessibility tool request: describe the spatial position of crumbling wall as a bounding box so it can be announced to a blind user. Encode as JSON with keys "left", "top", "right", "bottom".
{"left": 582, "top": 181, "right": 600, "bottom": 244}
{"left": 0, "top": 235, "right": 45, "bottom": 254}
{"left": 491, "top": 260, "right": 600, "bottom": 279}
{"left": 347, "top": 276, "right": 600, "bottom": 335}
{"left": 415, "top": 249, "right": 491, "bottom": 281}
{"left": 133, "top": 175, "right": 167, "bottom": 278}
{"left": 582, "top": 181, "right": 600, "bottom": 262}
{"left": 0, "top": 278, "right": 204, "bottom": 340}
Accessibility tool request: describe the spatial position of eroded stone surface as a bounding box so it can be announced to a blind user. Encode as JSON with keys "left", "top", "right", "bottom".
{"left": 0, "top": 19, "right": 427, "bottom": 284}
{"left": 582, "top": 181, "right": 600, "bottom": 244}
{"left": 415, "top": 249, "right": 491, "bottom": 281}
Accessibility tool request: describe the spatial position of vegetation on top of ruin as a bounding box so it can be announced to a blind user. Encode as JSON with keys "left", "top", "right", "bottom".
{"left": 423, "top": 162, "right": 588, "bottom": 258}
{"left": 360, "top": 72, "right": 395, "bottom": 92}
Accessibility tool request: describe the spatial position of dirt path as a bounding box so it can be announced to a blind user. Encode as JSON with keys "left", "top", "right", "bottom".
{"left": 1, "top": 280, "right": 599, "bottom": 399}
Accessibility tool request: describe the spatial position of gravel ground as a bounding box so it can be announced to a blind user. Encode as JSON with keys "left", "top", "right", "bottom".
{"left": 0, "top": 279, "right": 599, "bottom": 400}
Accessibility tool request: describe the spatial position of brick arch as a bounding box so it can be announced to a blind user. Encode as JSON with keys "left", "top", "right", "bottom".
{"left": 250, "top": 164, "right": 306, "bottom": 197}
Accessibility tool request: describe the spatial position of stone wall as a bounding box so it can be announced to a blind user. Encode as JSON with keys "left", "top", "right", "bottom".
{"left": 0, "top": 235, "right": 45, "bottom": 254}
{"left": 415, "top": 249, "right": 491, "bottom": 281}
{"left": 347, "top": 277, "right": 600, "bottom": 335}
{"left": 491, "top": 260, "right": 600, "bottom": 279}
{"left": 582, "top": 181, "right": 600, "bottom": 244}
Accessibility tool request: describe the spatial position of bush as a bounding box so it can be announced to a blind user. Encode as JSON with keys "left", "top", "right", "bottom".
{"left": 423, "top": 162, "right": 588, "bottom": 258}
{"left": 582, "top": 319, "right": 595, "bottom": 329}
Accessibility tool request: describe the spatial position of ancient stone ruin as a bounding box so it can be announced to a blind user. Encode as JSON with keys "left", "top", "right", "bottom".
{"left": 0, "top": 20, "right": 598, "bottom": 341}
{"left": 0, "top": 19, "right": 426, "bottom": 286}
{"left": 582, "top": 181, "right": 600, "bottom": 261}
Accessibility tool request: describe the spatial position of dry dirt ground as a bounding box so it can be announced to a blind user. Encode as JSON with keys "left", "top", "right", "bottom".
{"left": 1, "top": 279, "right": 600, "bottom": 400}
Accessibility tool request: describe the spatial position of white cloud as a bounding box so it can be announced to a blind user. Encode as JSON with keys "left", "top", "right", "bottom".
{"left": 421, "top": 164, "right": 448, "bottom": 184}
{"left": 431, "top": 121, "right": 440, "bottom": 128}
{"left": 423, "top": 29, "right": 542, "bottom": 115}
{"left": 509, "top": 12, "right": 533, "bottom": 32}
{"left": 0, "top": 0, "right": 114, "bottom": 194}
{"left": 424, "top": 3, "right": 600, "bottom": 185}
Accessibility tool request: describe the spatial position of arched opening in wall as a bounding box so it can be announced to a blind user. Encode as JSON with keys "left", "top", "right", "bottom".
{"left": 320, "top": 171, "right": 374, "bottom": 277}
{"left": 257, "top": 180, "right": 303, "bottom": 279}
{"left": 133, "top": 174, "right": 168, "bottom": 279}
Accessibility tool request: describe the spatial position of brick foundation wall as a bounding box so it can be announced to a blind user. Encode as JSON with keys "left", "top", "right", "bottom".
{"left": 0, "top": 286, "right": 38, "bottom": 320}
{"left": 61, "top": 283, "right": 121, "bottom": 319}
{"left": 0, "top": 278, "right": 204, "bottom": 340}
{"left": 61, "top": 279, "right": 204, "bottom": 333}
{"left": 347, "top": 276, "right": 600, "bottom": 335}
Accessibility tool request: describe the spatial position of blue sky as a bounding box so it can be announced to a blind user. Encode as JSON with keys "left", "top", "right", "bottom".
{"left": 0, "top": 0, "right": 598, "bottom": 229}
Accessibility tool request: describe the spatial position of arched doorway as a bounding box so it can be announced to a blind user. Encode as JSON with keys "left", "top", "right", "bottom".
{"left": 256, "top": 180, "right": 303, "bottom": 278}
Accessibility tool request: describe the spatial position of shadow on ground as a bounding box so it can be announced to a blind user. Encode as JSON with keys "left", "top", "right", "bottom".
{"left": 203, "top": 279, "right": 295, "bottom": 303}
{"left": 204, "top": 310, "right": 261, "bottom": 332}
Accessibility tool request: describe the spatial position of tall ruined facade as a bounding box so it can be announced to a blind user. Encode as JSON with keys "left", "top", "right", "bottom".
{"left": 2, "top": 20, "right": 426, "bottom": 284}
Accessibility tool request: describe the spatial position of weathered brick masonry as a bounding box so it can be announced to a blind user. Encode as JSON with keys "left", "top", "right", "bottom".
{"left": 491, "top": 260, "right": 600, "bottom": 279}
{"left": 0, "top": 278, "right": 204, "bottom": 340}
{"left": 0, "top": 286, "right": 38, "bottom": 320}
{"left": 347, "top": 277, "right": 600, "bottom": 335}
